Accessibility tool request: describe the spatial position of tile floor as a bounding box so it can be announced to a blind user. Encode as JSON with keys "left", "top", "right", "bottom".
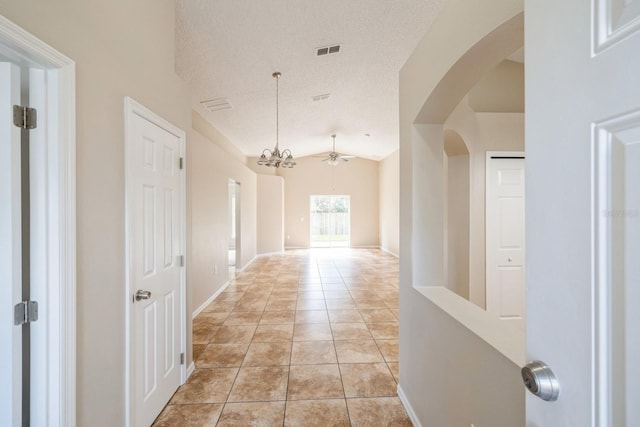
{"left": 153, "top": 248, "right": 411, "bottom": 426}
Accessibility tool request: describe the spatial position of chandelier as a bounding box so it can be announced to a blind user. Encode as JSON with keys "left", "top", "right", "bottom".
{"left": 257, "top": 72, "right": 296, "bottom": 168}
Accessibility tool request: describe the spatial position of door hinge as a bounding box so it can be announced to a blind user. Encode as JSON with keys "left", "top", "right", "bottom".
{"left": 179, "top": 157, "right": 184, "bottom": 170}
{"left": 178, "top": 255, "right": 184, "bottom": 267}
{"left": 13, "top": 105, "right": 37, "bottom": 130}
{"left": 180, "top": 352, "right": 185, "bottom": 365}
{"left": 14, "top": 301, "right": 38, "bottom": 325}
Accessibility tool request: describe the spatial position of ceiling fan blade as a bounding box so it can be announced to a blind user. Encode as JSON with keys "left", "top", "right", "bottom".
{"left": 339, "top": 155, "right": 356, "bottom": 159}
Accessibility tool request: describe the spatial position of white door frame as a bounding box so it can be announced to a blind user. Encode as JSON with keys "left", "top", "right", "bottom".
{"left": 0, "top": 60, "right": 23, "bottom": 427}
{"left": 0, "top": 15, "right": 76, "bottom": 427}
{"left": 124, "top": 97, "right": 187, "bottom": 427}
{"left": 228, "top": 179, "right": 241, "bottom": 271}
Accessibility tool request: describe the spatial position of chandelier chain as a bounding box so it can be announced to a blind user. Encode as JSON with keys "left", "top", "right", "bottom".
{"left": 275, "top": 72, "right": 279, "bottom": 150}
{"left": 256, "top": 71, "right": 295, "bottom": 168}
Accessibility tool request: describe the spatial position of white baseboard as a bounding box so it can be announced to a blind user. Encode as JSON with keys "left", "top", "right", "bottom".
{"left": 186, "top": 362, "right": 195, "bottom": 379}
{"left": 236, "top": 254, "right": 258, "bottom": 273}
{"left": 380, "top": 246, "right": 399, "bottom": 257}
{"left": 255, "top": 250, "right": 285, "bottom": 257}
{"left": 192, "top": 279, "right": 231, "bottom": 319}
{"left": 397, "top": 384, "right": 422, "bottom": 427}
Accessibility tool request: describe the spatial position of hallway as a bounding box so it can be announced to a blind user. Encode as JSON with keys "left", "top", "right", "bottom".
{"left": 153, "top": 249, "right": 410, "bottom": 426}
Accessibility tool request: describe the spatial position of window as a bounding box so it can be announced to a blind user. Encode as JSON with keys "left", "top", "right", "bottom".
{"left": 310, "top": 195, "right": 350, "bottom": 247}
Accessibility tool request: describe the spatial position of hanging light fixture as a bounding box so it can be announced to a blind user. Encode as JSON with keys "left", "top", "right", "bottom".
{"left": 257, "top": 72, "right": 296, "bottom": 168}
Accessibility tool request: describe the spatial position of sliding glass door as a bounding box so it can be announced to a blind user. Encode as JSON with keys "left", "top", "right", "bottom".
{"left": 310, "top": 195, "right": 350, "bottom": 247}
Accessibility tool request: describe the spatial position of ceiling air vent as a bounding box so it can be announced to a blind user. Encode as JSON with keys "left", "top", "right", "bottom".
{"left": 200, "top": 98, "right": 232, "bottom": 112}
{"left": 312, "top": 93, "right": 331, "bottom": 102}
{"left": 316, "top": 44, "right": 341, "bottom": 56}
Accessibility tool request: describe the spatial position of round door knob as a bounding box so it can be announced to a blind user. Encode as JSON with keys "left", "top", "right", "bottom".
{"left": 521, "top": 361, "right": 560, "bottom": 401}
{"left": 508, "top": 257, "right": 513, "bottom": 262}
{"left": 134, "top": 290, "right": 152, "bottom": 302}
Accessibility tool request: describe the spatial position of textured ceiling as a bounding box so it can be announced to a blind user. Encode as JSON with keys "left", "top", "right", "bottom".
{"left": 176, "top": 0, "right": 446, "bottom": 160}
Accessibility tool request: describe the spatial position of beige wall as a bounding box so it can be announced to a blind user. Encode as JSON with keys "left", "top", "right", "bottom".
{"left": 189, "top": 126, "right": 257, "bottom": 314}
{"left": 193, "top": 111, "right": 247, "bottom": 164}
{"left": 444, "top": 152, "right": 470, "bottom": 299}
{"left": 379, "top": 150, "right": 400, "bottom": 256}
{"left": 257, "top": 174, "right": 284, "bottom": 254}
{"left": 191, "top": 113, "right": 257, "bottom": 271}
{"left": 277, "top": 156, "right": 379, "bottom": 248}
{"left": 0, "top": 1, "right": 194, "bottom": 425}
{"left": 444, "top": 97, "right": 524, "bottom": 308}
{"left": 468, "top": 59, "right": 524, "bottom": 113}
{"left": 399, "top": 0, "right": 525, "bottom": 425}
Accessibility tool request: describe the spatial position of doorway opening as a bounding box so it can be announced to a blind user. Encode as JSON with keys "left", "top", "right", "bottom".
{"left": 310, "top": 195, "right": 350, "bottom": 248}
{"left": 228, "top": 179, "right": 240, "bottom": 276}
{"left": 0, "top": 16, "right": 76, "bottom": 427}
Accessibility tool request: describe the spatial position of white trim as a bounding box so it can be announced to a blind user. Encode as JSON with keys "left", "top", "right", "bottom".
{"left": 191, "top": 251, "right": 284, "bottom": 319}
{"left": 380, "top": 246, "right": 399, "bottom": 257}
{"left": 0, "top": 60, "right": 22, "bottom": 427}
{"left": 186, "top": 362, "right": 195, "bottom": 379}
{"left": 124, "top": 97, "right": 187, "bottom": 427}
{"left": 397, "top": 384, "right": 422, "bottom": 427}
{"left": 591, "top": 109, "right": 640, "bottom": 427}
{"left": 237, "top": 254, "right": 258, "bottom": 272}
{"left": 0, "top": 15, "right": 77, "bottom": 427}
{"left": 255, "top": 250, "right": 285, "bottom": 257}
{"left": 593, "top": 0, "right": 640, "bottom": 56}
{"left": 192, "top": 280, "right": 231, "bottom": 319}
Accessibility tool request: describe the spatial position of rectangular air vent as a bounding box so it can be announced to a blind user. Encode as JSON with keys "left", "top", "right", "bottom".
{"left": 312, "top": 93, "right": 330, "bottom": 102}
{"left": 316, "top": 44, "right": 341, "bottom": 56}
{"left": 200, "top": 98, "right": 232, "bottom": 112}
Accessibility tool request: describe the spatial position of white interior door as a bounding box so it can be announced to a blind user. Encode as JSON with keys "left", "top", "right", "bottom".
{"left": 0, "top": 62, "right": 22, "bottom": 427}
{"left": 486, "top": 153, "right": 525, "bottom": 326}
{"left": 527, "top": 0, "right": 640, "bottom": 424}
{"left": 127, "top": 104, "right": 184, "bottom": 427}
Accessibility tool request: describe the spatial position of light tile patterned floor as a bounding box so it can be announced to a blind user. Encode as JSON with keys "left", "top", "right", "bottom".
{"left": 153, "top": 248, "right": 411, "bottom": 426}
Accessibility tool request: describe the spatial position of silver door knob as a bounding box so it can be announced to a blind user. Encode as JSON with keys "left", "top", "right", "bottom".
{"left": 521, "top": 361, "right": 559, "bottom": 401}
{"left": 134, "top": 290, "right": 152, "bottom": 301}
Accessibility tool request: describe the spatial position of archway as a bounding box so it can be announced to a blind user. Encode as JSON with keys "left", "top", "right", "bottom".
{"left": 397, "top": 1, "right": 526, "bottom": 425}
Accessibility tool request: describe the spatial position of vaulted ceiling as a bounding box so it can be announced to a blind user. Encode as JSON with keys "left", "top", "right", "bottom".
{"left": 175, "top": 0, "right": 446, "bottom": 160}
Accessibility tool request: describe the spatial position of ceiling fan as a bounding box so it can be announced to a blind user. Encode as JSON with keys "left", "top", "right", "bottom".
{"left": 314, "top": 134, "right": 356, "bottom": 165}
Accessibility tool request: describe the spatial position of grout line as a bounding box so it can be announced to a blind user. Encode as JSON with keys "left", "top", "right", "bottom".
{"left": 184, "top": 250, "right": 400, "bottom": 426}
